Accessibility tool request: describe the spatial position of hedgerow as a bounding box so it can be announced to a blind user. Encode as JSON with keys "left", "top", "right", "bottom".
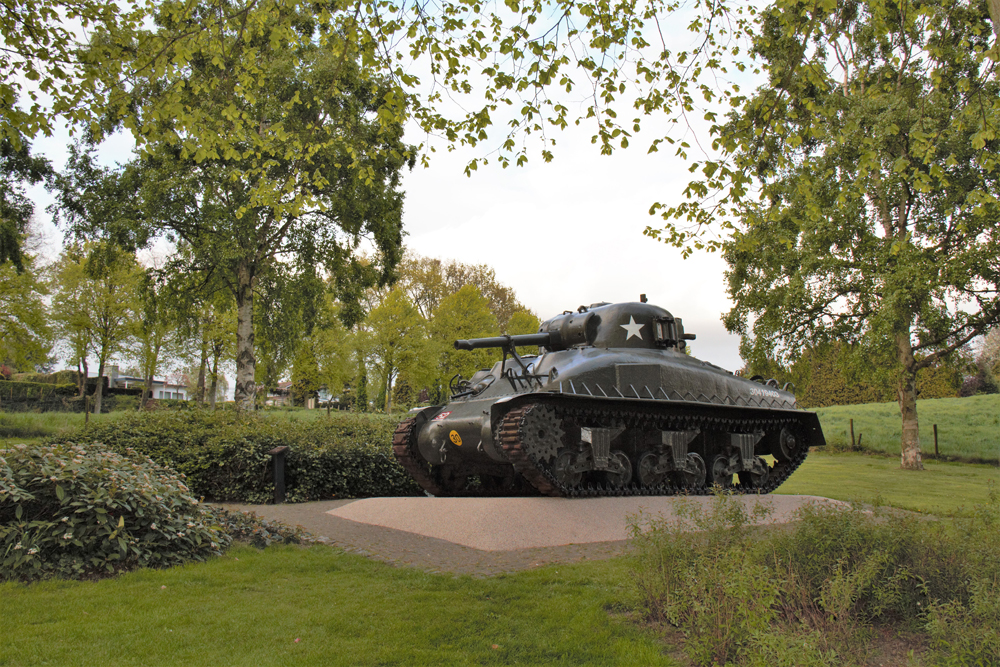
{"left": 1, "top": 442, "right": 232, "bottom": 581}
{"left": 60, "top": 410, "right": 422, "bottom": 502}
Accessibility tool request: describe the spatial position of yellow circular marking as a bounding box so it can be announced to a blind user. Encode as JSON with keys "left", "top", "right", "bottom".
{"left": 449, "top": 430, "right": 463, "bottom": 447}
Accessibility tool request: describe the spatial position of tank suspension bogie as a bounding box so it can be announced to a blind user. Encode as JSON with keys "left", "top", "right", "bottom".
{"left": 495, "top": 400, "right": 811, "bottom": 497}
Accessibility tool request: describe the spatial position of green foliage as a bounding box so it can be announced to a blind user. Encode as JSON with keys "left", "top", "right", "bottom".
{"left": 757, "top": 343, "right": 962, "bottom": 408}
{"left": 0, "top": 139, "right": 52, "bottom": 269}
{"left": 59, "top": 410, "right": 421, "bottom": 503}
{"left": 361, "top": 288, "right": 431, "bottom": 414}
{"left": 0, "top": 256, "right": 52, "bottom": 370}
{"left": 0, "top": 441, "right": 231, "bottom": 581}
{"left": 631, "top": 488, "right": 1000, "bottom": 666}
{"left": 427, "top": 284, "right": 501, "bottom": 401}
{"left": 630, "top": 494, "right": 780, "bottom": 665}
{"left": 0, "top": 381, "right": 77, "bottom": 401}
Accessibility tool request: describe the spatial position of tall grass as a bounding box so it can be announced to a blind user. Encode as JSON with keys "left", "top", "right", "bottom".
{"left": 815, "top": 394, "right": 1000, "bottom": 463}
{"left": 630, "top": 489, "right": 1000, "bottom": 666}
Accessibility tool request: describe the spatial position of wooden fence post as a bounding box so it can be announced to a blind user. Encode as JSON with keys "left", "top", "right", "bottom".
{"left": 850, "top": 418, "right": 856, "bottom": 450}
{"left": 934, "top": 424, "right": 939, "bottom": 457}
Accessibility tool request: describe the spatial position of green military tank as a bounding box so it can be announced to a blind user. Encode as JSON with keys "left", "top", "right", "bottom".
{"left": 392, "top": 299, "right": 824, "bottom": 497}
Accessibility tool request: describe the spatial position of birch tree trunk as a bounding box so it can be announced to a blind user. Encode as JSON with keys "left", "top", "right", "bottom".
{"left": 234, "top": 260, "right": 256, "bottom": 411}
{"left": 896, "top": 331, "right": 923, "bottom": 470}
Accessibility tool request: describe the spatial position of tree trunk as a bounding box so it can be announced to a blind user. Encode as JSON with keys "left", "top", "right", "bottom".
{"left": 990, "top": 0, "right": 1000, "bottom": 40}
{"left": 142, "top": 374, "right": 153, "bottom": 410}
{"left": 93, "top": 360, "right": 105, "bottom": 416}
{"left": 209, "top": 347, "right": 220, "bottom": 410}
{"left": 896, "top": 332, "right": 923, "bottom": 470}
{"left": 196, "top": 333, "right": 208, "bottom": 406}
{"left": 77, "top": 359, "right": 85, "bottom": 397}
{"left": 234, "top": 260, "right": 257, "bottom": 411}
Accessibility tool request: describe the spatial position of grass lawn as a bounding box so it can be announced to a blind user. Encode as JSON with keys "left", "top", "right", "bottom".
{"left": 776, "top": 449, "right": 999, "bottom": 515}
{"left": 0, "top": 411, "right": 131, "bottom": 443}
{"left": 1, "top": 545, "right": 670, "bottom": 667}
{"left": 814, "top": 394, "right": 1000, "bottom": 463}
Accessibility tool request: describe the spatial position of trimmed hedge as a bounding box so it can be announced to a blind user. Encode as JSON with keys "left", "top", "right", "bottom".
{"left": 0, "top": 381, "right": 78, "bottom": 401}
{"left": 59, "top": 411, "right": 422, "bottom": 503}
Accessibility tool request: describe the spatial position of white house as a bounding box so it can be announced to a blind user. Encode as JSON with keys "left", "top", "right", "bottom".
{"left": 108, "top": 366, "right": 191, "bottom": 400}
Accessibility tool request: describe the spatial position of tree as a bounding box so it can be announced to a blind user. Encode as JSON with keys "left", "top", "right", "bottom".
{"left": 0, "top": 253, "right": 51, "bottom": 370}
{"left": 0, "top": 0, "right": 137, "bottom": 145}
{"left": 96, "top": 1, "right": 414, "bottom": 411}
{"left": 50, "top": 243, "right": 139, "bottom": 414}
{"left": 298, "top": 292, "right": 355, "bottom": 412}
{"left": 130, "top": 269, "right": 180, "bottom": 410}
{"left": 361, "top": 288, "right": 429, "bottom": 414}
{"left": 50, "top": 247, "right": 93, "bottom": 395}
{"left": 1, "top": 139, "right": 52, "bottom": 269}
{"left": 645, "top": 0, "right": 1000, "bottom": 470}
{"left": 398, "top": 253, "right": 531, "bottom": 330}
{"left": 427, "top": 285, "right": 501, "bottom": 403}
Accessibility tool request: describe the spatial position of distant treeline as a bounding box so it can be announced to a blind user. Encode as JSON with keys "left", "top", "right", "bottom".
{"left": 745, "top": 342, "right": 971, "bottom": 409}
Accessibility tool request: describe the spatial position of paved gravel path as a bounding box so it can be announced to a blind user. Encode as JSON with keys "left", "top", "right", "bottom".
{"left": 218, "top": 495, "right": 843, "bottom": 577}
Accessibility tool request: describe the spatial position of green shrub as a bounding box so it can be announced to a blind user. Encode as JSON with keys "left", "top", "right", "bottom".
{"left": 1, "top": 442, "right": 232, "bottom": 581}
{"left": 60, "top": 410, "right": 421, "bottom": 503}
{"left": 630, "top": 488, "right": 1000, "bottom": 666}
{"left": 0, "top": 381, "right": 78, "bottom": 401}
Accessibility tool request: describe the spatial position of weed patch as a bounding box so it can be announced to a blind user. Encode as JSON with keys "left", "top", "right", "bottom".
{"left": 630, "top": 487, "right": 1000, "bottom": 666}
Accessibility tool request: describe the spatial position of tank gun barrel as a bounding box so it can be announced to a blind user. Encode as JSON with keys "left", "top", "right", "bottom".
{"left": 454, "top": 333, "right": 553, "bottom": 351}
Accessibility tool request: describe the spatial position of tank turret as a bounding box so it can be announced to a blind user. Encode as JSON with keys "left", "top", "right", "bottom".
{"left": 392, "top": 299, "right": 823, "bottom": 498}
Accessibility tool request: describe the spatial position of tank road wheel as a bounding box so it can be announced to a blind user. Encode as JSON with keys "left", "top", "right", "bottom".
{"left": 710, "top": 454, "right": 734, "bottom": 488}
{"left": 679, "top": 453, "right": 707, "bottom": 489}
{"left": 738, "top": 459, "right": 770, "bottom": 489}
{"left": 637, "top": 452, "right": 666, "bottom": 487}
{"left": 775, "top": 428, "right": 800, "bottom": 463}
{"left": 520, "top": 405, "right": 564, "bottom": 463}
{"left": 605, "top": 450, "right": 633, "bottom": 487}
{"left": 552, "top": 448, "right": 583, "bottom": 487}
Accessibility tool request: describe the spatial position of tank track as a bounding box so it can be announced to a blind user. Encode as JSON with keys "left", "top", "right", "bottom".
{"left": 392, "top": 417, "right": 446, "bottom": 496}
{"left": 499, "top": 400, "right": 809, "bottom": 498}
{"left": 392, "top": 416, "right": 535, "bottom": 497}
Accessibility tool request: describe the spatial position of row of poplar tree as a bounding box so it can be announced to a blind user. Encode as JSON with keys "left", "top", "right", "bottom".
{"left": 0, "top": 225, "right": 539, "bottom": 414}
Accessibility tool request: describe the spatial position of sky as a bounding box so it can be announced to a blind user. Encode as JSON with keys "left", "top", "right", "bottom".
{"left": 25, "top": 111, "right": 746, "bottom": 376}
{"left": 399, "top": 121, "right": 744, "bottom": 370}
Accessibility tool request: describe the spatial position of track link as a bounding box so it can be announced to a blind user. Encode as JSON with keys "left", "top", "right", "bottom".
{"left": 392, "top": 416, "right": 445, "bottom": 496}
{"left": 499, "top": 400, "right": 809, "bottom": 498}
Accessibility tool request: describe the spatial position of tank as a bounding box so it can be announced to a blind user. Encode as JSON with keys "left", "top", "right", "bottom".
{"left": 392, "top": 299, "right": 824, "bottom": 497}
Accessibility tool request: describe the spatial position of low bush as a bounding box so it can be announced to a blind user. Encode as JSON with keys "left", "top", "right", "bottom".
{"left": 59, "top": 410, "right": 421, "bottom": 503}
{"left": 1, "top": 442, "right": 232, "bottom": 581}
{"left": 0, "top": 381, "right": 78, "bottom": 402}
{"left": 630, "top": 488, "right": 1000, "bottom": 666}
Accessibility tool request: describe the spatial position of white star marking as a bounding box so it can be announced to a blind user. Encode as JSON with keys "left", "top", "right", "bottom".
{"left": 621, "top": 316, "right": 645, "bottom": 341}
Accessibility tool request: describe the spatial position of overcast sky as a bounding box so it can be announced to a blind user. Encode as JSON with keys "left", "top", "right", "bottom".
{"left": 26, "top": 115, "right": 745, "bottom": 374}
